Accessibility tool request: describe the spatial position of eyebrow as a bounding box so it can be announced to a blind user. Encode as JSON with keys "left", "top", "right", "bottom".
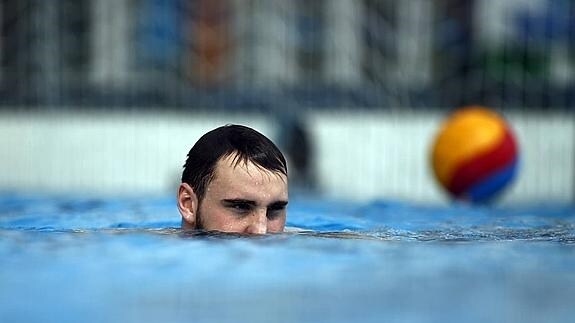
{"left": 268, "top": 201, "right": 288, "bottom": 208}
{"left": 221, "top": 199, "right": 288, "bottom": 207}
{"left": 222, "top": 199, "right": 257, "bottom": 206}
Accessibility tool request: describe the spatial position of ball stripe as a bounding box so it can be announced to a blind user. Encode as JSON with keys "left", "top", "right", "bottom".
{"left": 447, "top": 126, "right": 517, "bottom": 197}
{"left": 466, "top": 158, "right": 518, "bottom": 202}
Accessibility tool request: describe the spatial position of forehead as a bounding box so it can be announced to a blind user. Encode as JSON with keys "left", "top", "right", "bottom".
{"left": 209, "top": 154, "right": 288, "bottom": 197}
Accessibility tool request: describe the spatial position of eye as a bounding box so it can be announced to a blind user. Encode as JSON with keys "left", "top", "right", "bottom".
{"left": 228, "top": 202, "right": 253, "bottom": 214}
{"left": 266, "top": 204, "right": 286, "bottom": 219}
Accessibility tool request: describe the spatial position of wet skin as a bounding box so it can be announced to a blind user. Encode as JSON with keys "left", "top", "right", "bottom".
{"left": 178, "top": 154, "right": 288, "bottom": 234}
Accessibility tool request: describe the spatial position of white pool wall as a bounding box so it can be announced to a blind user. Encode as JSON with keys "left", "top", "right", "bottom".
{"left": 308, "top": 109, "right": 574, "bottom": 204}
{"left": 0, "top": 111, "right": 273, "bottom": 196}
{"left": 0, "top": 109, "right": 572, "bottom": 204}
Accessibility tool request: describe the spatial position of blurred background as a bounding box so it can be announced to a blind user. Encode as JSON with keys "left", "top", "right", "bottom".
{"left": 0, "top": 0, "right": 573, "bottom": 204}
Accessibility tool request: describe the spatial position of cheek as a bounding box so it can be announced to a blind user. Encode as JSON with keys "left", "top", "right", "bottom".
{"left": 199, "top": 205, "right": 227, "bottom": 225}
{"left": 267, "top": 215, "right": 286, "bottom": 232}
{"left": 200, "top": 206, "right": 249, "bottom": 231}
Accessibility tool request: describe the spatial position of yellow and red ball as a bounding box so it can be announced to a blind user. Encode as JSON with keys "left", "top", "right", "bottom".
{"left": 430, "top": 106, "right": 519, "bottom": 203}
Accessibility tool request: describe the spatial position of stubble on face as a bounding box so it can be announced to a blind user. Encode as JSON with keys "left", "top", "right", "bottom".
{"left": 193, "top": 154, "right": 288, "bottom": 233}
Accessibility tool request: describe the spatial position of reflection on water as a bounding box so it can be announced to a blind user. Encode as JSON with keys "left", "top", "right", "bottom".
{"left": 4, "top": 225, "right": 575, "bottom": 243}
{"left": 1, "top": 194, "right": 575, "bottom": 323}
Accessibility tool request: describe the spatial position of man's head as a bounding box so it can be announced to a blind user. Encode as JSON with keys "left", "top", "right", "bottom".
{"left": 177, "top": 124, "right": 288, "bottom": 234}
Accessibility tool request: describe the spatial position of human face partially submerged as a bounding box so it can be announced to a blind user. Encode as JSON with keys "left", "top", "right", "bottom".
{"left": 178, "top": 154, "right": 288, "bottom": 234}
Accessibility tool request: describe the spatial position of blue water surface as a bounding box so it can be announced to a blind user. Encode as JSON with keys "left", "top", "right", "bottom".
{"left": 1, "top": 192, "right": 574, "bottom": 323}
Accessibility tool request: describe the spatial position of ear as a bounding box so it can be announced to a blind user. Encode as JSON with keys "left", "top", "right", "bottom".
{"left": 177, "top": 183, "right": 199, "bottom": 229}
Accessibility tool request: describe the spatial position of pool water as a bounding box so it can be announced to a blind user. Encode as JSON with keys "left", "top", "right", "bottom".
{"left": 1, "top": 193, "right": 574, "bottom": 323}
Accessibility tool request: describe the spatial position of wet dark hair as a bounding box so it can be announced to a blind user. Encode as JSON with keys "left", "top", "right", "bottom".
{"left": 181, "top": 124, "right": 287, "bottom": 202}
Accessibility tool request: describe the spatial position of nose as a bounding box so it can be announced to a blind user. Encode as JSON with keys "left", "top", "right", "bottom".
{"left": 245, "top": 209, "right": 267, "bottom": 234}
